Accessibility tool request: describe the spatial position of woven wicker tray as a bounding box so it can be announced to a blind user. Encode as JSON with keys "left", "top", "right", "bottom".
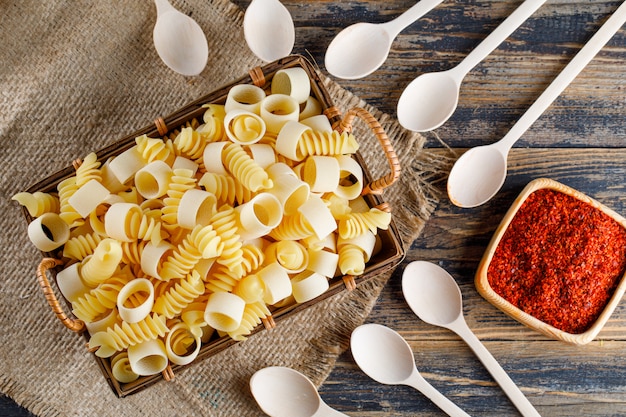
{"left": 22, "top": 55, "right": 405, "bottom": 397}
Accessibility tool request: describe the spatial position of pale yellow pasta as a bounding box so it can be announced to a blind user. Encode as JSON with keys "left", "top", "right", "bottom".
{"left": 57, "top": 176, "right": 84, "bottom": 228}
{"left": 198, "top": 104, "right": 226, "bottom": 143}
{"left": 153, "top": 270, "right": 205, "bottom": 319}
{"left": 198, "top": 171, "right": 253, "bottom": 206}
{"left": 80, "top": 238, "right": 124, "bottom": 287}
{"left": 180, "top": 302, "right": 210, "bottom": 339}
{"left": 88, "top": 313, "right": 168, "bottom": 358}
{"left": 111, "top": 352, "right": 140, "bottom": 384}
{"left": 227, "top": 301, "right": 271, "bottom": 341}
{"left": 232, "top": 274, "right": 265, "bottom": 304}
{"left": 12, "top": 191, "right": 60, "bottom": 218}
{"left": 337, "top": 208, "right": 392, "bottom": 239}
{"left": 134, "top": 134, "right": 174, "bottom": 166}
{"left": 161, "top": 168, "right": 197, "bottom": 227}
{"left": 174, "top": 126, "right": 207, "bottom": 162}
{"left": 268, "top": 212, "right": 315, "bottom": 241}
{"left": 324, "top": 194, "right": 352, "bottom": 219}
{"left": 120, "top": 240, "right": 147, "bottom": 265}
{"left": 63, "top": 231, "right": 104, "bottom": 260}
{"left": 72, "top": 275, "right": 131, "bottom": 323}
{"left": 210, "top": 205, "right": 244, "bottom": 277}
{"left": 222, "top": 142, "right": 272, "bottom": 193}
{"left": 295, "top": 130, "right": 359, "bottom": 161}
{"left": 204, "top": 263, "right": 240, "bottom": 293}
{"left": 75, "top": 152, "right": 102, "bottom": 187}
{"left": 165, "top": 321, "right": 201, "bottom": 366}
{"left": 106, "top": 203, "right": 166, "bottom": 245}
{"left": 160, "top": 224, "right": 223, "bottom": 280}
{"left": 264, "top": 240, "right": 308, "bottom": 273}
{"left": 337, "top": 244, "right": 366, "bottom": 276}
{"left": 224, "top": 110, "right": 266, "bottom": 145}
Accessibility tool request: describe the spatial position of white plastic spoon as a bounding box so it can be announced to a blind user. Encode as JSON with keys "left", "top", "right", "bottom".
{"left": 250, "top": 366, "right": 348, "bottom": 417}
{"left": 397, "top": 0, "right": 546, "bottom": 132}
{"left": 402, "top": 261, "right": 542, "bottom": 417}
{"left": 351, "top": 323, "right": 472, "bottom": 417}
{"left": 325, "top": 0, "right": 445, "bottom": 80}
{"left": 447, "top": 1, "right": 626, "bottom": 208}
{"left": 152, "top": 0, "right": 209, "bottom": 76}
{"left": 243, "top": 0, "right": 295, "bottom": 62}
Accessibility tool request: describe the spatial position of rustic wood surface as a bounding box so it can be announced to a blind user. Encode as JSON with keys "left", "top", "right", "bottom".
{"left": 2, "top": 0, "right": 625, "bottom": 415}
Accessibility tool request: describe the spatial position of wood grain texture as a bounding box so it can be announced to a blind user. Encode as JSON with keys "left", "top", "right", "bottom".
{"left": 3, "top": 0, "right": 625, "bottom": 415}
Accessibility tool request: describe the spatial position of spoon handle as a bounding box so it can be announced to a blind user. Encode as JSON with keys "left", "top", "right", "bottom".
{"left": 451, "top": 320, "right": 541, "bottom": 417}
{"left": 497, "top": 0, "right": 626, "bottom": 151}
{"left": 313, "top": 404, "right": 350, "bottom": 417}
{"left": 406, "top": 371, "right": 472, "bottom": 417}
{"left": 454, "top": 0, "right": 546, "bottom": 78}
{"left": 384, "top": 0, "right": 445, "bottom": 38}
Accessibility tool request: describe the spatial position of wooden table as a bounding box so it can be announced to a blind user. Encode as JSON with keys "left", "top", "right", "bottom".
{"left": 3, "top": 1, "right": 624, "bottom": 415}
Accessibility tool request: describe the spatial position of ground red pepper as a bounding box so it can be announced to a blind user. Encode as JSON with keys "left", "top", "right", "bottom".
{"left": 487, "top": 188, "right": 626, "bottom": 334}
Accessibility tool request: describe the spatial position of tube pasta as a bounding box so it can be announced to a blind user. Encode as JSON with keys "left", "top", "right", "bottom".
{"left": 111, "top": 352, "right": 139, "bottom": 383}
{"left": 165, "top": 321, "right": 201, "bottom": 366}
{"left": 105, "top": 203, "right": 166, "bottom": 245}
{"left": 12, "top": 191, "right": 60, "bottom": 218}
{"left": 264, "top": 240, "right": 308, "bottom": 273}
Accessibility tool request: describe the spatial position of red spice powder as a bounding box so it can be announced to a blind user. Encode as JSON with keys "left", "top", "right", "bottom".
{"left": 487, "top": 188, "right": 626, "bottom": 334}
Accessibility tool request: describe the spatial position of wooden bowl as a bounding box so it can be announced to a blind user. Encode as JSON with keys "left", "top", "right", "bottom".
{"left": 476, "top": 178, "right": 626, "bottom": 345}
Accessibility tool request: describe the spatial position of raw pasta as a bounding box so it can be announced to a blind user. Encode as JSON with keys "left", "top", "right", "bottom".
{"left": 16, "top": 69, "right": 396, "bottom": 383}
{"left": 12, "top": 191, "right": 59, "bottom": 218}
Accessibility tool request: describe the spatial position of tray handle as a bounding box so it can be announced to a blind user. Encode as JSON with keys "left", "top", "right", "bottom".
{"left": 37, "top": 258, "right": 86, "bottom": 333}
{"left": 334, "top": 107, "right": 401, "bottom": 196}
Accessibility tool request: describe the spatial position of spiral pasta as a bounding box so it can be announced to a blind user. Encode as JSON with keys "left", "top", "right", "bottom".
{"left": 72, "top": 275, "right": 131, "bottom": 322}
{"left": 135, "top": 134, "right": 175, "bottom": 165}
{"left": 162, "top": 224, "right": 222, "bottom": 280}
{"left": 12, "top": 191, "right": 60, "bottom": 218}
{"left": 222, "top": 142, "right": 272, "bottom": 193}
{"left": 57, "top": 177, "right": 83, "bottom": 228}
{"left": 198, "top": 172, "right": 254, "bottom": 206}
{"left": 63, "top": 231, "right": 104, "bottom": 260}
{"left": 88, "top": 313, "right": 168, "bottom": 358}
{"left": 153, "top": 270, "right": 205, "bottom": 319}
{"left": 174, "top": 126, "right": 207, "bottom": 162}
{"left": 210, "top": 205, "right": 244, "bottom": 276}
{"left": 337, "top": 208, "right": 392, "bottom": 239}
{"left": 228, "top": 301, "right": 271, "bottom": 341}
{"left": 269, "top": 213, "right": 315, "bottom": 241}
{"left": 75, "top": 152, "right": 102, "bottom": 187}
{"left": 161, "top": 168, "right": 197, "bottom": 227}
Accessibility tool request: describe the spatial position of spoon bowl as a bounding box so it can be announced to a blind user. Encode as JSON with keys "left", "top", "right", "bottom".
{"left": 402, "top": 261, "right": 541, "bottom": 417}
{"left": 153, "top": 0, "right": 208, "bottom": 76}
{"left": 351, "top": 323, "right": 471, "bottom": 417}
{"left": 243, "top": 0, "right": 295, "bottom": 62}
{"left": 325, "top": 0, "right": 445, "bottom": 80}
{"left": 396, "top": 70, "right": 460, "bottom": 132}
{"left": 447, "top": 145, "right": 508, "bottom": 208}
{"left": 250, "top": 366, "right": 348, "bottom": 417}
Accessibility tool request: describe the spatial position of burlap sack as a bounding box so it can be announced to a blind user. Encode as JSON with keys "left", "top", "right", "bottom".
{"left": 0, "top": 1, "right": 449, "bottom": 415}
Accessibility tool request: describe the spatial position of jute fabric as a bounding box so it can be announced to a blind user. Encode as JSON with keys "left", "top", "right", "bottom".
{"left": 0, "top": 1, "right": 450, "bottom": 415}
